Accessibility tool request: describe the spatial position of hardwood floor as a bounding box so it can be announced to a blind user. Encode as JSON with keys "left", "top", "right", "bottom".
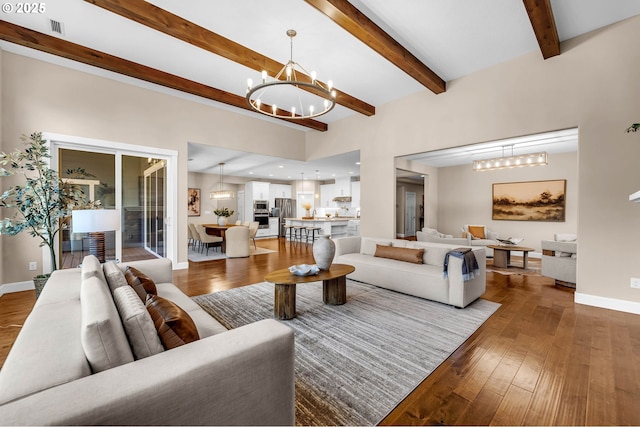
{"left": 1, "top": 238, "right": 639, "bottom": 425}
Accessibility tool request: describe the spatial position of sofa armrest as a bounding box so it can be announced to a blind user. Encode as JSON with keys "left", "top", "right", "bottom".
{"left": 486, "top": 230, "right": 499, "bottom": 240}
{"left": 0, "top": 319, "right": 295, "bottom": 426}
{"left": 334, "top": 236, "right": 361, "bottom": 257}
{"left": 447, "top": 248, "right": 486, "bottom": 308}
{"left": 118, "top": 258, "right": 173, "bottom": 284}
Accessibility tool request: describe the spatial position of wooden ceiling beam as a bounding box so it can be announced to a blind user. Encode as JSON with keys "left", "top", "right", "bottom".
{"left": 523, "top": 0, "right": 560, "bottom": 59}
{"left": 85, "top": 0, "right": 375, "bottom": 117}
{"left": 304, "top": 0, "right": 446, "bottom": 94}
{"left": 0, "top": 21, "right": 328, "bottom": 132}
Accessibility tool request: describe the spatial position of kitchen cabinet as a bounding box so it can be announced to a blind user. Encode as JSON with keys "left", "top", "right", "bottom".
{"left": 246, "top": 181, "right": 270, "bottom": 201}
{"left": 350, "top": 181, "right": 360, "bottom": 208}
{"left": 334, "top": 178, "right": 351, "bottom": 197}
{"left": 256, "top": 217, "right": 279, "bottom": 238}
{"left": 320, "top": 184, "right": 335, "bottom": 208}
{"left": 269, "top": 184, "right": 291, "bottom": 207}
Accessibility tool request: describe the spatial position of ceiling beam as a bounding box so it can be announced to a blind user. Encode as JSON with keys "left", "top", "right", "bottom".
{"left": 304, "top": 0, "right": 446, "bottom": 94}
{"left": 523, "top": 0, "right": 560, "bottom": 59}
{"left": 0, "top": 21, "right": 328, "bottom": 132}
{"left": 85, "top": 0, "right": 375, "bottom": 117}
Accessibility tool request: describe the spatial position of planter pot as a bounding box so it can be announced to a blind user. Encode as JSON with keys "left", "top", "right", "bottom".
{"left": 33, "top": 274, "right": 50, "bottom": 299}
{"left": 218, "top": 216, "right": 228, "bottom": 226}
{"left": 313, "top": 234, "right": 335, "bottom": 270}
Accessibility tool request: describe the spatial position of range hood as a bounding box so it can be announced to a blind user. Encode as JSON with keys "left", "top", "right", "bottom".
{"left": 332, "top": 196, "right": 352, "bottom": 202}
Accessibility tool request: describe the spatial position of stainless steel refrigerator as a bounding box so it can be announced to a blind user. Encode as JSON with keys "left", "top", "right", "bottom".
{"left": 274, "top": 198, "right": 296, "bottom": 237}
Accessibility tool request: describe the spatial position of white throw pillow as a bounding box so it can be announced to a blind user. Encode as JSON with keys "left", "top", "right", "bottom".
{"left": 360, "top": 238, "right": 391, "bottom": 256}
{"left": 81, "top": 276, "right": 134, "bottom": 373}
{"left": 103, "top": 261, "right": 127, "bottom": 294}
{"left": 113, "top": 286, "right": 164, "bottom": 360}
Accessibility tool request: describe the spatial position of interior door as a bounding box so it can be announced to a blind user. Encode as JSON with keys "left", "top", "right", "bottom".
{"left": 405, "top": 191, "right": 417, "bottom": 237}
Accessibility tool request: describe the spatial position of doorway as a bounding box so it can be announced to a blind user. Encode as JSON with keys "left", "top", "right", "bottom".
{"left": 405, "top": 192, "right": 417, "bottom": 237}
{"left": 47, "top": 133, "right": 178, "bottom": 270}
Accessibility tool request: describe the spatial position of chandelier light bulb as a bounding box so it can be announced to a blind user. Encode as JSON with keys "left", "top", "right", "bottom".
{"left": 247, "top": 78, "right": 253, "bottom": 91}
{"left": 324, "top": 99, "right": 329, "bottom": 110}
{"left": 286, "top": 64, "right": 292, "bottom": 80}
{"left": 311, "top": 71, "right": 317, "bottom": 83}
{"left": 291, "top": 106, "right": 296, "bottom": 117}
{"left": 256, "top": 99, "right": 261, "bottom": 109}
{"left": 261, "top": 70, "right": 267, "bottom": 83}
{"left": 272, "top": 104, "right": 277, "bottom": 114}
{"left": 309, "top": 105, "right": 314, "bottom": 115}
{"left": 327, "top": 80, "right": 333, "bottom": 91}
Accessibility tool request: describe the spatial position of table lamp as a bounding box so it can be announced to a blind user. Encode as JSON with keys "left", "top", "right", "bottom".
{"left": 72, "top": 209, "right": 121, "bottom": 263}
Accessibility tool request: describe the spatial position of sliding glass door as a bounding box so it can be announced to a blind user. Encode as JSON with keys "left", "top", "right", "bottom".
{"left": 144, "top": 160, "right": 166, "bottom": 257}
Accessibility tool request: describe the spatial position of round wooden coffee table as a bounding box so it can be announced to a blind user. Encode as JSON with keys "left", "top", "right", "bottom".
{"left": 487, "top": 245, "right": 535, "bottom": 269}
{"left": 264, "top": 263, "right": 355, "bottom": 320}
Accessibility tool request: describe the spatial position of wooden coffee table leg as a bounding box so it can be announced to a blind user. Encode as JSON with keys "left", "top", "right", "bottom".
{"left": 522, "top": 251, "right": 529, "bottom": 269}
{"left": 274, "top": 283, "right": 296, "bottom": 320}
{"left": 493, "top": 249, "right": 508, "bottom": 268}
{"left": 323, "top": 275, "right": 347, "bottom": 305}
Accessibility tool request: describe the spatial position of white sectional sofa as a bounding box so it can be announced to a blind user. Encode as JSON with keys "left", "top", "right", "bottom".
{"left": 334, "top": 236, "right": 486, "bottom": 308}
{"left": 0, "top": 255, "right": 295, "bottom": 426}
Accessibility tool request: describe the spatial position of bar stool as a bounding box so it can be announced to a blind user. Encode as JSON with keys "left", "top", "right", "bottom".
{"left": 293, "top": 226, "right": 305, "bottom": 245}
{"left": 305, "top": 226, "right": 322, "bottom": 244}
{"left": 283, "top": 225, "right": 295, "bottom": 243}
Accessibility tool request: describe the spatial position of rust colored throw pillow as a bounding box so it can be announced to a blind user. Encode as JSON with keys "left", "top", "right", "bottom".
{"left": 374, "top": 244, "right": 424, "bottom": 264}
{"left": 124, "top": 266, "right": 158, "bottom": 302}
{"left": 467, "top": 225, "right": 486, "bottom": 240}
{"left": 145, "top": 295, "right": 200, "bottom": 350}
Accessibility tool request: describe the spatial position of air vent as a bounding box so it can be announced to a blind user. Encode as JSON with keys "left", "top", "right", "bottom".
{"left": 49, "top": 19, "right": 64, "bottom": 35}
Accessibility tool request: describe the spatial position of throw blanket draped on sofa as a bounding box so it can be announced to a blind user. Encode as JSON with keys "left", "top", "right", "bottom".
{"left": 443, "top": 247, "right": 479, "bottom": 281}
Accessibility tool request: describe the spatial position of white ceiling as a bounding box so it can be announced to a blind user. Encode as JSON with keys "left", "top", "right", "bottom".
{"left": 1, "top": 1, "right": 637, "bottom": 178}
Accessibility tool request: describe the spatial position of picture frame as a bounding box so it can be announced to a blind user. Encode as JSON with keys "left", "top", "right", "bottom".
{"left": 188, "top": 188, "right": 200, "bottom": 217}
{"left": 492, "top": 179, "right": 566, "bottom": 221}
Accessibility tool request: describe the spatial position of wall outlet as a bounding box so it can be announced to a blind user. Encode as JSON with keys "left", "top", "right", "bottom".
{"left": 29, "top": 261, "right": 37, "bottom": 271}
{"left": 631, "top": 278, "right": 640, "bottom": 289}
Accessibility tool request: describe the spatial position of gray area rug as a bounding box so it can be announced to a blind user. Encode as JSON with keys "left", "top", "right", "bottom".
{"left": 193, "top": 280, "right": 499, "bottom": 426}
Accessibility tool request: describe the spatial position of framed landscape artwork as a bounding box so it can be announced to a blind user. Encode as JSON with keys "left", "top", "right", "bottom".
{"left": 492, "top": 179, "right": 566, "bottom": 221}
{"left": 188, "top": 188, "right": 200, "bottom": 217}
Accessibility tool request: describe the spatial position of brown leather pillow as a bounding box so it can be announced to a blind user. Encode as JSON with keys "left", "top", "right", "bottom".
{"left": 145, "top": 295, "right": 200, "bottom": 350}
{"left": 374, "top": 244, "right": 424, "bottom": 264}
{"left": 124, "top": 266, "right": 157, "bottom": 302}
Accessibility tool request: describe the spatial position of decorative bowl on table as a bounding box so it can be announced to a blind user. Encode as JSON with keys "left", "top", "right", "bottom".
{"left": 289, "top": 264, "right": 320, "bottom": 276}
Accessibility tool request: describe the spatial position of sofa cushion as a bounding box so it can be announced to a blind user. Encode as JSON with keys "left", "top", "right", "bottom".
{"left": 407, "top": 242, "right": 451, "bottom": 267}
{"left": 81, "top": 254, "right": 106, "bottom": 283}
{"left": 374, "top": 244, "right": 424, "bottom": 264}
{"left": 360, "top": 237, "right": 392, "bottom": 256}
{"left": 104, "top": 261, "right": 128, "bottom": 293}
{"left": 113, "top": 286, "right": 164, "bottom": 359}
{"left": 468, "top": 225, "right": 486, "bottom": 239}
{"left": 146, "top": 294, "right": 200, "bottom": 349}
{"left": 81, "top": 275, "right": 134, "bottom": 373}
{"left": 125, "top": 266, "right": 158, "bottom": 301}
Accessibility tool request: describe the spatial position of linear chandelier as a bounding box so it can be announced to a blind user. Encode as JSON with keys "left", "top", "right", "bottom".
{"left": 245, "top": 29, "right": 336, "bottom": 120}
{"left": 473, "top": 148, "right": 548, "bottom": 172}
{"left": 210, "top": 162, "right": 235, "bottom": 200}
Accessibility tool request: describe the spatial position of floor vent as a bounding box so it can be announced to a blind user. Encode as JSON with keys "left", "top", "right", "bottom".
{"left": 49, "top": 19, "right": 64, "bottom": 35}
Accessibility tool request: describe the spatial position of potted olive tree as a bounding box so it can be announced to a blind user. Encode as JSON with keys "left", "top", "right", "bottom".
{"left": 0, "top": 132, "right": 86, "bottom": 297}
{"left": 627, "top": 123, "right": 639, "bottom": 133}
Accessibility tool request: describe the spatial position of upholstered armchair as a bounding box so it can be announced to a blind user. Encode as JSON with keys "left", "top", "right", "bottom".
{"left": 541, "top": 233, "right": 577, "bottom": 287}
{"left": 461, "top": 225, "right": 499, "bottom": 257}
{"left": 225, "top": 225, "right": 251, "bottom": 258}
{"left": 416, "top": 228, "right": 468, "bottom": 246}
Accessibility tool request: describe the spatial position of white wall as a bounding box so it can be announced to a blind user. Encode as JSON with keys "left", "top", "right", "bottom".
{"left": 436, "top": 151, "right": 578, "bottom": 251}
{"left": 307, "top": 17, "right": 640, "bottom": 310}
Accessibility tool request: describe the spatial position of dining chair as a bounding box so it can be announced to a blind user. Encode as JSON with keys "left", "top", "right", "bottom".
{"left": 225, "top": 225, "right": 250, "bottom": 258}
{"left": 248, "top": 221, "right": 259, "bottom": 249}
{"left": 194, "top": 224, "right": 223, "bottom": 255}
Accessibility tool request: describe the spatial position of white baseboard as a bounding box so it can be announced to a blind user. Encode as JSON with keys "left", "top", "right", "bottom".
{"left": 575, "top": 292, "right": 640, "bottom": 315}
{"left": 175, "top": 262, "right": 189, "bottom": 270}
{"left": 0, "top": 281, "right": 34, "bottom": 297}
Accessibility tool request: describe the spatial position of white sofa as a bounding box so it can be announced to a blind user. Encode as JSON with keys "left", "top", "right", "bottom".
{"left": 416, "top": 227, "right": 468, "bottom": 246}
{"left": 333, "top": 236, "right": 486, "bottom": 308}
{"left": 0, "top": 256, "right": 295, "bottom": 426}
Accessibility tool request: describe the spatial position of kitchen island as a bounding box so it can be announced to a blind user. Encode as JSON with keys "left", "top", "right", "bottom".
{"left": 284, "top": 218, "right": 353, "bottom": 240}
